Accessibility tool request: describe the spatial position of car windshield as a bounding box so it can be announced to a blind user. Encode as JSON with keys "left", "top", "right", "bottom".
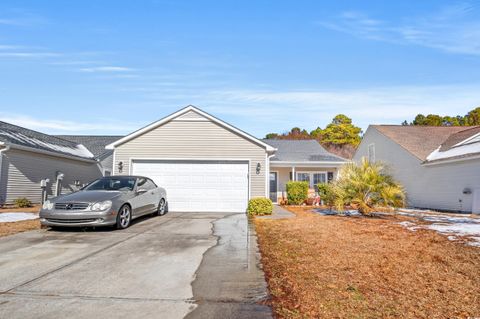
{"left": 84, "top": 177, "right": 136, "bottom": 191}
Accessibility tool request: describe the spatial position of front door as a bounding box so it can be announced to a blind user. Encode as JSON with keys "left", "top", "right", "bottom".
{"left": 269, "top": 172, "right": 278, "bottom": 203}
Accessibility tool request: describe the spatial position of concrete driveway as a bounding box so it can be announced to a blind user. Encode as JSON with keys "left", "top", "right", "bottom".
{"left": 0, "top": 212, "right": 271, "bottom": 319}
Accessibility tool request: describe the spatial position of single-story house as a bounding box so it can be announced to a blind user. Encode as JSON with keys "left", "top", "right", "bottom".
{"left": 354, "top": 125, "right": 480, "bottom": 214}
{"left": 262, "top": 139, "right": 346, "bottom": 202}
{"left": 0, "top": 121, "right": 105, "bottom": 205}
{"left": 106, "top": 105, "right": 346, "bottom": 212}
{"left": 56, "top": 135, "right": 122, "bottom": 176}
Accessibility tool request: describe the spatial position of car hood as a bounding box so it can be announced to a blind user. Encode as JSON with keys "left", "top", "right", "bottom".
{"left": 53, "top": 191, "right": 124, "bottom": 203}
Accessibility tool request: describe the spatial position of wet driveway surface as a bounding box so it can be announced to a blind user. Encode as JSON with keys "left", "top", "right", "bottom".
{"left": 0, "top": 212, "right": 271, "bottom": 319}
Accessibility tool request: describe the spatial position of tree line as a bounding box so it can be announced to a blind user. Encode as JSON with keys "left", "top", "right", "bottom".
{"left": 265, "top": 105, "right": 479, "bottom": 158}
{"left": 403, "top": 106, "right": 480, "bottom": 126}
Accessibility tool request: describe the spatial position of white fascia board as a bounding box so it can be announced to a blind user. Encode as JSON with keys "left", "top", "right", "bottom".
{"left": 269, "top": 161, "right": 347, "bottom": 167}
{"left": 422, "top": 153, "right": 480, "bottom": 166}
{"left": 8, "top": 143, "right": 97, "bottom": 163}
{"left": 106, "top": 105, "right": 277, "bottom": 152}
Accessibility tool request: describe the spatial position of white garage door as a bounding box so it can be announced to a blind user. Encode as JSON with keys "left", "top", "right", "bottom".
{"left": 131, "top": 160, "right": 249, "bottom": 213}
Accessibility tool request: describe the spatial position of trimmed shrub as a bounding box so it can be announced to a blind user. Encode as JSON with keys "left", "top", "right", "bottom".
{"left": 316, "top": 183, "right": 336, "bottom": 207}
{"left": 14, "top": 197, "right": 32, "bottom": 208}
{"left": 286, "top": 181, "right": 309, "bottom": 205}
{"left": 247, "top": 197, "right": 273, "bottom": 216}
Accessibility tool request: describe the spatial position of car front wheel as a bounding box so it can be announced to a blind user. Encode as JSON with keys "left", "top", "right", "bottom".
{"left": 157, "top": 199, "right": 167, "bottom": 216}
{"left": 116, "top": 204, "right": 132, "bottom": 229}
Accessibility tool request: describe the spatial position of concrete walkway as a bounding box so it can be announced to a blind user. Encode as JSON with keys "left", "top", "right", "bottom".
{"left": 0, "top": 212, "right": 271, "bottom": 319}
{"left": 257, "top": 205, "right": 295, "bottom": 220}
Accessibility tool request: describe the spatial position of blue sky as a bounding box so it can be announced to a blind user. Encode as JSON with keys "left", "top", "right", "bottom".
{"left": 0, "top": 0, "right": 480, "bottom": 137}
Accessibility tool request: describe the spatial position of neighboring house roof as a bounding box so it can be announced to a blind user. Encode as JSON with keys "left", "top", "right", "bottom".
{"left": 106, "top": 105, "right": 277, "bottom": 152}
{"left": 372, "top": 125, "right": 468, "bottom": 161}
{"left": 55, "top": 135, "right": 122, "bottom": 159}
{"left": 262, "top": 139, "right": 346, "bottom": 163}
{"left": 0, "top": 121, "right": 95, "bottom": 161}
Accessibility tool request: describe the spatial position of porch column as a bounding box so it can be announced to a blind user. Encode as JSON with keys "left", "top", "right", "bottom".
{"left": 291, "top": 166, "right": 295, "bottom": 181}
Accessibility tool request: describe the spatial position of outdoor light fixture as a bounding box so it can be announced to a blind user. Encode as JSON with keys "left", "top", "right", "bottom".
{"left": 256, "top": 163, "right": 261, "bottom": 174}
{"left": 117, "top": 161, "right": 123, "bottom": 173}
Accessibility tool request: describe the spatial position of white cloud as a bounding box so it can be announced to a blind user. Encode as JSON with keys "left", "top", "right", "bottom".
{"left": 78, "top": 66, "right": 134, "bottom": 73}
{"left": 197, "top": 84, "right": 480, "bottom": 135}
{"left": 0, "top": 52, "right": 61, "bottom": 58}
{"left": 0, "top": 114, "right": 138, "bottom": 134}
{"left": 318, "top": 3, "right": 480, "bottom": 55}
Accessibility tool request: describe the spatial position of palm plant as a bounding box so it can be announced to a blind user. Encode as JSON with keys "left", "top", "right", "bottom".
{"left": 333, "top": 158, "right": 406, "bottom": 215}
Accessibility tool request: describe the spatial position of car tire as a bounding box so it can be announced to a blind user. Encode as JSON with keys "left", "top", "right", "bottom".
{"left": 157, "top": 198, "right": 167, "bottom": 216}
{"left": 116, "top": 204, "right": 132, "bottom": 229}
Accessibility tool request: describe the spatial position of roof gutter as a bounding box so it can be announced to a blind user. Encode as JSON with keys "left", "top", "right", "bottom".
{"left": 6, "top": 143, "right": 97, "bottom": 163}
{"left": 422, "top": 153, "right": 480, "bottom": 166}
{"left": 270, "top": 160, "right": 348, "bottom": 167}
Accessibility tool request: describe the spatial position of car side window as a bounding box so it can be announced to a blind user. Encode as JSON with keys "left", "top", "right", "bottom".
{"left": 137, "top": 178, "right": 147, "bottom": 188}
{"left": 144, "top": 179, "right": 156, "bottom": 190}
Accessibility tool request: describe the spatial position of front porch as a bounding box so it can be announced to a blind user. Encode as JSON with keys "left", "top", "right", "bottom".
{"left": 268, "top": 164, "right": 340, "bottom": 203}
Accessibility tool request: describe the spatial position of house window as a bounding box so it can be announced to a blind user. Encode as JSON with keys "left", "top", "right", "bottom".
{"left": 296, "top": 173, "right": 310, "bottom": 183}
{"left": 313, "top": 173, "right": 327, "bottom": 185}
{"left": 368, "top": 143, "right": 375, "bottom": 163}
{"left": 297, "top": 172, "right": 328, "bottom": 188}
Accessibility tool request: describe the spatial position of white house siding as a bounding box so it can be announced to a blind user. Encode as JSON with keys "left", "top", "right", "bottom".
{"left": 354, "top": 127, "right": 480, "bottom": 213}
{"left": 113, "top": 116, "right": 267, "bottom": 198}
{"left": 1, "top": 148, "right": 102, "bottom": 204}
{"left": 99, "top": 154, "right": 114, "bottom": 175}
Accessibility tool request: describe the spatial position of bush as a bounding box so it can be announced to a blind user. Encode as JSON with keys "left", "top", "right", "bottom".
{"left": 14, "top": 197, "right": 32, "bottom": 208}
{"left": 247, "top": 197, "right": 273, "bottom": 216}
{"left": 332, "top": 158, "right": 406, "bottom": 215}
{"left": 316, "top": 183, "right": 336, "bottom": 207}
{"left": 286, "top": 181, "right": 309, "bottom": 205}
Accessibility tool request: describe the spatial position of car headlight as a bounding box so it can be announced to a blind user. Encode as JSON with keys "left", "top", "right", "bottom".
{"left": 42, "top": 200, "right": 54, "bottom": 210}
{"left": 90, "top": 200, "right": 112, "bottom": 211}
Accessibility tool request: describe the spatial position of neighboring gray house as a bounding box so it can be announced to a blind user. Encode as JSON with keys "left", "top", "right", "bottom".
{"left": 56, "top": 135, "right": 122, "bottom": 176}
{"left": 106, "top": 105, "right": 345, "bottom": 212}
{"left": 354, "top": 125, "right": 480, "bottom": 214}
{"left": 0, "top": 121, "right": 103, "bottom": 205}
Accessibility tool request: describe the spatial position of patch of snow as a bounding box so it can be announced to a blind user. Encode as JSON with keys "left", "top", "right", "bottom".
{"left": 314, "top": 209, "right": 361, "bottom": 216}
{"left": 426, "top": 142, "right": 480, "bottom": 162}
{"left": 0, "top": 213, "right": 38, "bottom": 223}
{"left": 427, "top": 223, "right": 480, "bottom": 239}
{"left": 0, "top": 131, "right": 93, "bottom": 158}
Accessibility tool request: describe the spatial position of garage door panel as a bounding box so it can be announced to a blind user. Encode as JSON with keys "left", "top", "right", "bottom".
{"left": 131, "top": 160, "right": 249, "bottom": 213}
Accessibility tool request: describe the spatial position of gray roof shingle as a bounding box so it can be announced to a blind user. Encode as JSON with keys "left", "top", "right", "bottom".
{"left": 262, "top": 139, "right": 346, "bottom": 162}
{"left": 55, "top": 135, "right": 122, "bottom": 159}
{"left": 0, "top": 121, "right": 94, "bottom": 160}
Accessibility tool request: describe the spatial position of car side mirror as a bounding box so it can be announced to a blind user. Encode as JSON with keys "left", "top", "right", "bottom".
{"left": 136, "top": 188, "right": 148, "bottom": 195}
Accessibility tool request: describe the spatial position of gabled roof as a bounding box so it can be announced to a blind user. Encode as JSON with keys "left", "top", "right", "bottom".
{"left": 372, "top": 125, "right": 468, "bottom": 161}
{"left": 262, "top": 139, "right": 346, "bottom": 163}
{"left": 56, "top": 135, "right": 122, "bottom": 159}
{"left": 106, "top": 105, "right": 276, "bottom": 152}
{"left": 438, "top": 126, "right": 480, "bottom": 152}
{"left": 0, "top": 121, "right": 95, "bottom": 161}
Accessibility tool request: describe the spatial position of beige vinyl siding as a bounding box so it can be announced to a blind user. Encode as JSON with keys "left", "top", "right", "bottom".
{"left": 113, "top": 117, "right": 267, "bottom": 198}
{"left": 354, "top": 127, "right": 480, "bottom": 212}
{"left": 1, "top": 148, "right": 102, "bottom": 204}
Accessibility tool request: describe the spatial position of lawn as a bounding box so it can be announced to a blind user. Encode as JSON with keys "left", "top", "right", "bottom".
{"left": 0, "top": 205, "right": 41, "bottom": 238}
{"left": 255, "top": 207, "right": 480, "bottom": 318}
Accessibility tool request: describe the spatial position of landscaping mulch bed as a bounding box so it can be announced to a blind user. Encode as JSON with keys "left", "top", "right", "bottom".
{"left": 255, "top": 206, "right": 480, "bottom": 318}
{"left": 0, "top": 205, "right": 41, "bottom": 238}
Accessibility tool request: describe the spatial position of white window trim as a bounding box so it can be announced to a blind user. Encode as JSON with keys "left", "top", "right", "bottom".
{"left": 296, "top": 171, "right": 328, "bottom": 188}
{"left": 269, "top": 170, "right": 279, "bottom": 203}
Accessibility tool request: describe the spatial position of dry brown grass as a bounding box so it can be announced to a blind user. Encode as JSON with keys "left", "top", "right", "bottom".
{"left": 0, "top": 205, "right": 41, "bottom": 237}
{"left": 255, "top": 207, "right": 480, "bottom": 318}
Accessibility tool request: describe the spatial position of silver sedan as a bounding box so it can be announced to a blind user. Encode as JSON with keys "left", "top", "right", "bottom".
{"left": 39, "top": 176, "right": 167, "bottom": 229}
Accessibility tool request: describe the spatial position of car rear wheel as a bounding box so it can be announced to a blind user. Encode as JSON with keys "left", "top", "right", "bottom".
{"left": 116, "top": 204, "right": 131, "bottom": 229}
{"left": 157, "top": 199, "right": 167, "bottom": 216}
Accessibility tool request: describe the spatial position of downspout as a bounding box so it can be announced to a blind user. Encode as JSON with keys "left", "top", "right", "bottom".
{"left": 266, "top": 153, "right": 275, "bottom": 198}
{"left": 0, "top": 144, "right": 11, "bottom": 205}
